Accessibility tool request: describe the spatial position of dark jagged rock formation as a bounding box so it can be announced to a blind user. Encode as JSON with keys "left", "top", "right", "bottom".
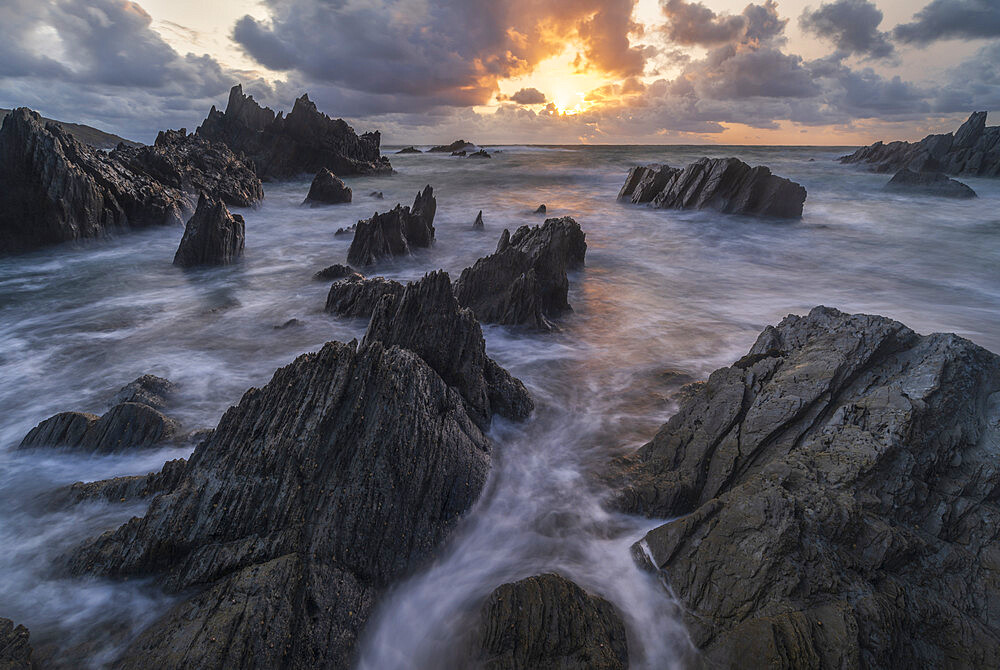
{"left": 474, "top": 210, "right": 484, "bottom": 229}
{"left": 884, "top": 168, "right": 977, "bottom": 198}
{"left": 0, "top": 108, "right": 140, "bottom": 150}
{"left": 0, "top": 108, "right": 185, "bottom": 253}
{"left": 19, "top": 402, "right": 180, "bottom": 454}
{"left": 303, "top": 168, "right": 352, "bottom": 206}
{"left": 363, "top": 271, "right": 533, "bottom": 429}
{"left": 113, "top": 129, "right": 262, "bottom": 208}
{"left": 347, "top": 186, "right": 436, "bottom": 266}
{"left": 173, "top": 194, "right": 245, "bottom": 267}
{"left": 111, "top": 374, "right": 175, "bottom": 412}
{"left": 476, "top": 574, "right": 628, "bottom": 670}
{"left": 840, "top": 111, "right": 1000, "bottom": 177}
{"left": 429, "top": 139, "right": 475, "bottom": 153}
{"left": 396, "top": 146, "right": 421, "bottom": 154}
{"left": 533, "top": 204, "right": 547, "bottom": 214}
{"left": 335, "top": 224, "right": 356, "bottom": 237}
{"left": 313, "top": 263, "right": 361, "bottom": 281}
{"left": 369, "top": 191, "right": 384, "bottom": 199}
{"left": 0, "top": 618, "right": 33, "bottom": 669}
{"left": 451, "top": 150, "right": 468, "bottom": 157}
{"left": 324, "top": 275, "right": 403, "bottom": 318}
{"left": 618, "top": 157, "right": 807, "bottom": 218}
{"left": 454, "top": 217, "right": 587, "bottom": 331}
{"left": 468, "top": 149, "right": 491, "bottom": 159}
{"left": 63, "top": 459, "right": 187, "bottom": 505}
{"left": 197, "top": 85, "right": 391, "bottom": 179}
{"left": 614, "top": 306, "right": 1000, "bottom": 668}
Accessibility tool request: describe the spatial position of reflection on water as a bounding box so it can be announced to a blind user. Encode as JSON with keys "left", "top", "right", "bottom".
{"left": 1, "top": 145, "right": 998, "bottom": 667}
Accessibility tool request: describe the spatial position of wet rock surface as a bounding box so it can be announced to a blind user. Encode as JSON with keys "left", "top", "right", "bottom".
{"left": 324, "top": 275, "right": 403, "bottom": 318}
{"left": 173, "top": 194, "right": 245, "bottom": 267}
{"left": 884, "top": 168, "right": 977, "bottom": 198}
{"left": 63, "top": 459, "right": 187, "bottom": 505}
{"left": 469, "top": 149, "right": 491, "bottom": 159}
{"left": 0, "top": 618, "right": 33, "bottom": 670}
{"left": 615, "top": 306, "right": 1000, "bottom": 668}
{"left": 111, "top": 374, "right": 175, "bottom": 411}
{"left": 618, "top": 157, "right": 807, "bottom": 218}
{"left": 303, "top": 168, "right": 352, "bottom": 206}
{"left": 841, "top": 111, "right": 1000, "bottom": 177}
{"left": 429, "top": 139, "right": 475, "bottom": 153}
{"left": 347, "top": 186, "right": 436, "bottom": 266}
{"left": 313, "top": 263, "right": 361, "bottom": 281}
{"left": 197, "top": 85, "right": 391, "bottom": 179}
{"left": 475, "top": 574, "right": 628, "bottom": 670}
{"left": 454, "top": 217, "right": 586, "bottom": 331}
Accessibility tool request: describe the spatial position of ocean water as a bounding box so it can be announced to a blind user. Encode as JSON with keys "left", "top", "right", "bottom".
{"left": 1, "top": 145, "right": 998, "bottom": 667}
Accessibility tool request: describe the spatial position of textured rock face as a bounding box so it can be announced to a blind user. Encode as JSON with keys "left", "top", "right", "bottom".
{"left": 64, "top": 458, "right": 187, "bottom": 505}
{"left": 111, "top": 374, "right": 175, "bottom": 411}
{"left": 347, "top": 186, "right": 436, "bottom": 266}
{"left": 615, "top": 306, "right": 1000, "bottom": 668}
{"left": 841, "top": 111, "right": 1000, "bottom": 177}
{"left": 303, "top": 168, "right": 352, "bottom": 206}
{"left": 69, "top": 334, "right": 504, "bottom": 669}
{"left": 197, "top": 85, "right": 391, "bottom": 179}
{"left": 19, "top": 403, "right": 179, "bottom": 453}
{"left": 884, "top": 168, "right": 977, "bottom": 198}
{"left": 173, "top": 194, "right": 245, "bottom": 267}
{"left": 0, "top": 618, "right": 33, "bottom": 670}
{"left": 476, "top": 574, "right": 628, "bottom": 670}
{"left": 454, "top": 217, "right": 586, "bottom": 331}
{"left": 618, "top": 157, "right": 807, "bottom": 218}
{"left": 364, "top": 271, "right": 533, "bottom": 429}
{"left": 313, "top": 263, "right": 361, "bottom": 281}
{"left": 324, "top": 275, "right": 403, "bottom": 318}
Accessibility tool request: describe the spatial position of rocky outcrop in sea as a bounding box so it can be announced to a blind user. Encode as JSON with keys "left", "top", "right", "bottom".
{"left": 303, "top": 168, "right": 352, "bottom": 206}
{"left": 173, "top": 194, "right": 245, "bottom": 267}
{"left": 618, "top": 157, "right": 807, "bottom": 218}
{"left": 197, "top": 85, "right": 391, "bottom": 179}
{"left": 884, "top": 168, "right": 977, "bottom": 198}
{"left": 347, "top": 186, "right": 436, "bottom": 266}
{"left": 614, "top": 306, "right": 1000, "bottom": 668}
{"left": 324, "top": 275, "right": 403, "bottom": 318}
{"left": 0, "top": 617, "right": 33, "bottom": 669}
{"left": 428, "top": 139, "right": 475, "bottom": 153}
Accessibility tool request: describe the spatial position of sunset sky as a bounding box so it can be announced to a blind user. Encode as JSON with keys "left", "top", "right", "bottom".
{"left": 1, "top": 0, "right": 997, "bottom": 145}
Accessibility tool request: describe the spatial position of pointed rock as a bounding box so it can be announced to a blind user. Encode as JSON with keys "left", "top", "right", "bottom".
{"left": 347, "top": 186, "right": 436, "bottom": 266}
{"left": 303, "top": 168, "right": 352, "bottom": 205}
{"left": 325, "top": 275, "right": 403, "bottom": 318}
{"left": 474, "top": 210, "right": 484, "bottom": 229}
{"left": 173, "top": 194, "right": 245, "bottom": 267}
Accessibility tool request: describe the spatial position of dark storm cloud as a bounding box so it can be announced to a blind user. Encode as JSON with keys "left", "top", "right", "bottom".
{"left": 799, "top": 0, "right": 894, "bottom": 59}
{"left": 509, "top": 88, "right": 548, "bottom": 105}
{"left": 893, "top": 0, "right": 1000, "bottom": 44}
{"left": 659, "top": 0, "right": 786, "bottom": 47}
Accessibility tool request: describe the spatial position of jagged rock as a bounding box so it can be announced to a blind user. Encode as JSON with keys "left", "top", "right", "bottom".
{"left": 429, "top": 139, "right": 475, "bottom": 153}
{"left": 476, "top": 574, "right": 628, "bottom": 670}
{"left": 841, "top": 111, "right": 1000, "bottom": 178}
{"left": 0, "top": 107, "right": 140, "bottom": 150}
{"left": 468, "top": 149, "right": 491, "bottom": 159}
{"left": 618, "top": 157, "right": 807, "bottom": 218}
{"left": 335, "top": 224, "right": 356, "bottom": 237}
{"left": 474, "top": 210, "right": 484, "bottom": 229}
{"left": 451, "top": 150, "right": 468, "bottom": 157}
{"left": 173, "top": 194, "right": 245, "bottom": 267}
{"left": 363, "top": 271, "right": 533, "bottom": 430}
{"left": 884, "top": 168, "right": 977, "bottom": 198}
{"left": 63, "top": 459, "right": 187, "bottom": 504}
{"left": 324, "top": 275, "right": 403, "bottom": 318}
{"left": 19, "top": 401, "right": 179, "bottom": 454}
{"left": 111, "top": 374, "right": 175, "bottom": 411}
{"left": 396, "top": 146, "right": 422, "bottom": 154}
{"left": 0, "top": 108, "right": 185, "bottom": 253}
{"left": 197, "top": 85, "right": 391, "bottom": 179}
{"left": 454, "top": 217, "right": 586, "bottom": 331}
{"left": 68, "top": 328, "right": 511, "bottom": 668}
{"left": 303, "top": 168, "right": 352, "bottom": 206}
{"left": 533, "top": 204, "right": 547, "bottom": 214}
{"left": 369, "top": 191, "right": 384, "bottom": 199}
{"left": 313, "top": 264, "right": 362, "bottom": 281}
{"left": 614, "top": 306, "right": 1000, "bottom": 669}
{"left": 0, "top": 618, "right": 33, "bottom": 670}
{"left": 347, "top": 186, "right": 436, "bottom": 266}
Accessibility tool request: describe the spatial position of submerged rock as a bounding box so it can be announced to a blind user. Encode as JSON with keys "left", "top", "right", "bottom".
{"left": 324, "top": 275, "right": 403, "bottom": 318}
{"left": 451, "top": 150, "right": 468, "bottom": 157}
{"left": 173, "top": 194, "right": 245, "bottom": 267}
{"left": 111, "top": 374, "right": 175, "bottom": 412}
{"left": 468, "top": 149, "right": 491, "bottom": 159}
{"left": 303, "top": 168, "right": 352, "bottom": 206}
{"left": 396, "top": 146, "right": 422, "bottom": 154}
{"left": 429, "top": 139, "right": 475, "bottom": 153}
{"left": 615, "top": 306, "right": 1000, "bottom": 668}
{"left": 474, "top": 210, "right": 484, "bottom": 229}
{"left": 0, "top": 618, "right": 33, "bottom": 669}
{"left": 618, "top": 157, "right": 807, "bottom": 218}
{"left": 369, "top": 191, "right": 384, "bottom": 199}
{"left": 197, "top": 84, "right": 391, "bottom": 179}
{"left": 454, "top": 217, "right": 586, "bottom": 331}
{"left": 347, "top": 186, "right": 436, "bottom": 266}
{"left": 476, "top": 574, "right": 628, "bottom": 670}
{"left": 313, "top": 263, "right": 362, "bottom": 281}
{"left": 884, "top": 168, "right": 977, "bottom": 198}
{"left": 334, "top": 224, "right": 356, "bottom": 237}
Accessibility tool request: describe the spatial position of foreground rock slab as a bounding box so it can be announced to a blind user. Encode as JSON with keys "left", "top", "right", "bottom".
{"left": 884, "top": 168, "right": 977, "bottom": 198}
{"left": 618, "top": 157, "right": 807, "bottom": 218}
{"left": 303, "top": 168, "right": 352, "bottom": 205}
{"left": 0, "top": 618, "right": 33, "bottom": 669}
{"left": 614, "top": 306, "right": 1000, "bottom": 668}
{"left": 173, "top": 194, "right": 245, "bottom": 267}
{"left": 347, "top": 186, "right": 436, "bottom": 266}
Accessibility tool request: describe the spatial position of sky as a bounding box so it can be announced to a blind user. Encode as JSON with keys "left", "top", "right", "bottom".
{"left": 0, "top": 0, "right": 998, "bottom": 145}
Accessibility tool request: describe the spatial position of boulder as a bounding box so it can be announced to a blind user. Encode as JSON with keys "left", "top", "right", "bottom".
{"left": 396, "top": 146, "right": 422, "bottom": 154}
{"left": 111, "top": 374, "right": 175, "bottom": 411}
{"left": 474, "top": 210, "right": 484, "bottom": 229}
{"left": 303, "top": 168, "right": 352, "bottom": 206}
{"left": 19, "top": 401, "right": 179, "bottom": 453}
{"left": 173, "top": 194, "right": 245, "bottom": 267}
{"left": 451, "top": 150, "right": 468, "bottom": 157}
{"left": 475, "top": 574, "right": 628, "bottom": 670}
{"left": 363, "top": 271, "right": 533, "bottom": 429}
{"left": 324, "top": 275, "right": 403, "bottom": 318}
{"left": 453, "top": 217, "right": 586, "bottom": 331}
{"left": 618, "top": 157, "right": 807, "bottom": 218}
{"left": 0, "top": 618, "right": 32, "bottom": 670}
{"left": 313, "top": 264, "right": 361, "bottom": 281}
{"left": 428, "top": 139, "right": 475, "bottom": 153}
{"left": 884, "top": 168, "right": 977, "bottom": 198}
{"left": 347, "top": 186, "right": 436, "bottom": 266}
{"left": 468, "top": 149, "right": 491, "bottom": 159}
{"left": 614, "top": 306, "right": 1000, "bottom": 668}
{"left": 369, "top": 191, "right": 384, "bottom": 199}
{"left": 534, "top": 204, "right": 547, "bottom": 214}
{"left": 63, "top": 459, "right": 187, "bottom": 505}
{"left": 197, "top": 85, "right": 391, "bottom": 179}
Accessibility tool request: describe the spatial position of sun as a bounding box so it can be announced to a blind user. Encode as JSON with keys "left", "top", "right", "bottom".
{"left": 493, "top": 46, "right": 613, "bottom": 115}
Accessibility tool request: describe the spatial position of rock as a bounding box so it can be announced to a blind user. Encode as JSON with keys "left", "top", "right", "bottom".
{"left": 618, "top": 157, "right": 807, "bottom": 218}
{"left": 841, "top": 111, "right": 1000, "bottom": 178}
{"left": 884, "top": 168, "right": 977, "bottom": 198}
{"left": 396, "top": 146, "right": 422, "bottom": 154}
{"left": 454, "top": 217, "right": 586, "bottom": 331}
{"left": 363, "top": 271, "right": 533, "bottom": 429}
{"left": 474, "top": 210, "right": 484, "bottom": 229}
{"left": 346, "top": 185, "right": 436, "bottom": 266}
{"left": 197, "top": 84, "right": 392, "bottom": 179}
{"left": 313, "top": 264, "right": 361, "bottom": 281}
{"left": 451, "top": 150, "right": 468, "bottom": 157}
{"left": 534, "top": 204, "right": 547, "bottom": 214}
{"left": 68, "top": 327, "right": 512, "bottom": 667}
{"left": 475, "top": 574, "right": 628, "bottom": 670}
{"left": 369, "top": 191, "right": 384, "bottom": 199}
{"left": 324, "top": 275, "right": 403, "bottom": 318}
{"left": 428, "top": 139, "right": 475, "bottom": 153}
{"left": 303, "top": 168, "right": 352, "bottom": 206}
{"left": 63, "top": 459, "right": 187, "bottom": 505}
{"left": 0, "top": 107, "right": 140, "bottom": 151}
{"left": 274, "top": 318, "right": 304, "bottom": 330}
{"left": 0, "top": 618, "right": 33, "bottom": 670}
{"left": 614, "top": 306, "right": 1000, "bottom": 668}
{"left": 468, "top": 149, "right": 491, "bottom": 159}
{"left": 173, "top": 194, "right": 245, "bottom": 267}
{"left": 334, "top": 224, "right": 356, "bottom": 237}
{"left": 111, "top": 374, "right": 175, "bottom": 411}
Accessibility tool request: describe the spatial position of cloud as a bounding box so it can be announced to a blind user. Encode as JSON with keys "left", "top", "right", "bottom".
{"left": 893, "top": 0, "right": 1000, "bottom": 44}
{"left": 800, "top": 0, "right": 894, "bottom": 59}
{"left": 659, "top": 0, "right": 786, "bottom": 47}
{"left": 508, "top": 87, "right": 547, "bottom": 104}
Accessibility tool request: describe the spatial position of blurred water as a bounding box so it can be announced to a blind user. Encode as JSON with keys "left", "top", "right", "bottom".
{"left": 1, "top": 145, "right": 998, "bottom": 667}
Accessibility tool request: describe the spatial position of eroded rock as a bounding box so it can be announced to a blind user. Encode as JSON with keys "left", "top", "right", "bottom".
{"left": 173, "top": 194, "right": 245, "bottom": 267}
{"left": 303, "top": 168, "right": 352, "bottom": 206}
{"left": 347, "top": 186, "right": 436, "bottom": 266}
{"left": 884, "top": 168, "right": 977, "bottom": 198}
{"left": 0, "top": 618, "right": 33, "bottom": 670}
{"left": 429, "top": 139, "right": 475, "bottom": 153}
{"left": 324, "top": 275, "right": 403, "bottom": 318}
{"left": 111, "top": 375, "right": 175, "bottom": 411}
{"left": 63, "top": 459, "right": 187, "bottom": 505}
{"left": 313, "top": 264, "right": 361, "bottom": 281}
